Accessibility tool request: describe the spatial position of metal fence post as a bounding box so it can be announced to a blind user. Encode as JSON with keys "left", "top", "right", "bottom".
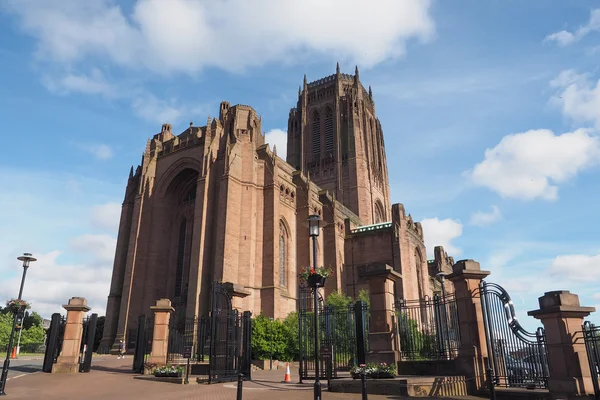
{"left": 237, "top": 373, "right": 243, "bottom": 400}
{"left": 361, "top": 370, "right": 368, "bottom": 400}
{"left": 354, "top": 301, "right": 366, "bottom": 366}
{"left": 133, "top": 314, "right": 147, "bottom": 373}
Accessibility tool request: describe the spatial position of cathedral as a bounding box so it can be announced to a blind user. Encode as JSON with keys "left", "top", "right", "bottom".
{"left": 100, "top": 65, "right": 455, "bottom": 352}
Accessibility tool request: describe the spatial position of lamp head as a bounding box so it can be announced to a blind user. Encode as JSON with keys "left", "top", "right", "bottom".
{"left": 17, "top": 253, "right": 37, "bottom": 268}
{"left": 436, "top": 271, "right": 448, "bottom": 283}
{"left": 307, "top": 214, "right": 321, "bottom": 237}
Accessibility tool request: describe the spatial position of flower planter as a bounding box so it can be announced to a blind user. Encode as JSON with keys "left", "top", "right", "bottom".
{"left": 307, "top": 275, "right": 327, "bottom": 288}
{"left": 154, "top": 371, "right": 182, "bottom": 378}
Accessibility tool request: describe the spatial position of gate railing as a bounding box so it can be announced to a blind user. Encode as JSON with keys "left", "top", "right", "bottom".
{"left": 133, "top": 314, "right": 154, "bottom": 373}
{"left": 42, "top": 313, "right": 66, "bottom": 373}
{"left": 394, "top": 294, "right": 460, "bottom": 361}
{"left": 479, "top": 280, "right": 550, "bottom": 390}
{"left": 298, "top": 285, "right": 369, "bottom": 381}
{"left": 79, "top": 313, "right": 98, "bottom": 373}
{"left": 583, "top": 321, "right": 600, "bottom": 398}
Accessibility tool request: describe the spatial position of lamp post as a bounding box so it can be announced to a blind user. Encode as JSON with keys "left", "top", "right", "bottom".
{"left": 0, "top": 253, "right": 36, "bottom": 396}
{"left": 436, "top": 272, "right": 450, "bottom": 360}
{"left": 307, "top": 214, "right": 321, "bottom": 400}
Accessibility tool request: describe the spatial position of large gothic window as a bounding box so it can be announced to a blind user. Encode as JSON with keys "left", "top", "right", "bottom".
{"left": 324, "top": 107, "right": 334, "bottom": 154}
{"left": 279, "top": 221, "right": 287, "bottom": 287}
{"left": 312, "top": 111, "right": 321, "bottom": 158}
{"left": 175, "top": 219, "right": 187, "bottom": 297}
{"left": 374, "top": 200, "right": 385, "bottom": 223}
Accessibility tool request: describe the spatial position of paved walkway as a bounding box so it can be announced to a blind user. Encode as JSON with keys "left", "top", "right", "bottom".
{"left": 4, "top": 355, "right": 484, "bottom": 399}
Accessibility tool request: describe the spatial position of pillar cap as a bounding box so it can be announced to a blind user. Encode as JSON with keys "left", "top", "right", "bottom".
{"left": 150, "top": 298, "right": 175, "bottom": 313}
{"left": 447, "top": 259, "right": 491, "bottom": 281}
{"left": 528, "top": 290, "right": 595, "bottom": 319}
{"left": 222, "top": 282, "right": 251, "bottom": 298}
{"left": 62, "top": 297, "right": 91, "bottom": 312}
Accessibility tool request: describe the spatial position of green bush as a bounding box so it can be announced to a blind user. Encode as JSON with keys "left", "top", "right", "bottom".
{"left": 252, "top": 313, "right": 299, "bottom": 362}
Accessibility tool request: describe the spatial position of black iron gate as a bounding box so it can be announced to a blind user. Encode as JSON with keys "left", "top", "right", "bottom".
{"left": 298, "top": 285, "right": 368, "bottom": 381}
{"left": 394, "top": 294, "right": 460, "bottom": 360}
{"left": 479, "top": 281, "right": 550, "bottom": 389}
{"left": 79, "top": 313, "right": 98, "bottom": 372}
{"left": 208, "top": 282, "right": 252, "bottom": 383}
{"left": 133, "top": 314, "right": 154, "bottom": 373}
{"left": 583, "top": 321, "right": 600, "bottom": 399}
{"left": 42, "top": 313, "right": 66, "bottom": 373}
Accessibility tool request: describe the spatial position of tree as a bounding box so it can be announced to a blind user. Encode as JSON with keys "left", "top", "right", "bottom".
{"left": 23, "top": 311, "right": 43, "bottom": 330}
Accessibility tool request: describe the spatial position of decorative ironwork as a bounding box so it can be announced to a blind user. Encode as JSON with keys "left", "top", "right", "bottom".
{"left": 479, "top": 281, "right": 550, "bottom": 389}
{"left": 42, "top": 313, "right": 66, "bottom": 373}
{"left": 298, "top": 285, "right": 368, "bottom": 381}
{"left": 394, "top": 294, "right": 460, "bottom": 361}
{"left": 583, "top": 321, "right": 600, "bottom": 398}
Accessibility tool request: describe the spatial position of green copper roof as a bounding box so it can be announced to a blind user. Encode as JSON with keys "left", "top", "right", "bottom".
{"left": 351, "top": 221, "right": 392, "bottom": 234}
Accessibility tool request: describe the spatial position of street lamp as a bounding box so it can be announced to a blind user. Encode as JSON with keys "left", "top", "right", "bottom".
{"left": 269, "top": 317, "right": 274, "bottom": 371}
{"left": 307, "top": 214, "right": 321, "bottom": 400}
{"left": 0, "top": 253, "right": 36, "bottom": 396}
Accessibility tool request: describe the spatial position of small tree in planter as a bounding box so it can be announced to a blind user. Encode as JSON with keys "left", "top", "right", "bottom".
{"left": 298, "top": 266, "right": 334, "bottom": 288}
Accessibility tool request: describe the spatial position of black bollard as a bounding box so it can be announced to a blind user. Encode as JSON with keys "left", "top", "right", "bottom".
{"left": 361, "top": 371, "right": 368, "bottom": 400}
{"left": 184, "top": 358, "right": 190, "bottom": 384}
{"left": 237, "top": 373, "right": 244, "bottom": 400}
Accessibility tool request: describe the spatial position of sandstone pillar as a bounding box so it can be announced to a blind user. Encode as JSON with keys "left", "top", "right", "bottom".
{"left": 52, "top": 297, "right": 91, "bottom": 373}
{"left": 447, "top": 259, "right": 490, "bottom": 394}
{"left": 359, "top": 263, "right": 401, "bottom": 366}
{"left": 528, "top": 290, "right": 596, "bottom": 399}
{"left": 147, "top": 299, "right": 174, "bottom": 366}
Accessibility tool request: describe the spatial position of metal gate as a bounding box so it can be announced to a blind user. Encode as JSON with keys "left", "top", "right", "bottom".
{"left": 42, "top": 313, "right": 66, "bottom": 373}
{"left": 79, "top": 313, "right": 98, "bottom": 372}
{"left": 395, "top": 294, "right": 460, "bottom": 361}
{"left": 583, "top": 321, "right": 600, "bottom": 398}
{"left": 133, "top": 314, "right": 154, "bottom": 373}
{"left": 298, "top": 285, "right": 368, "bottom": 382}
{"left": 208, "top": 282, "right": 252, "bottom": 383}
{"left": 479, "top": 281, "right": 550, "bottom": 389}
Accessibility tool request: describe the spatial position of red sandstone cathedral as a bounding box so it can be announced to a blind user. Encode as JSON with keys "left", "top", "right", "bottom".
{"left": 100, "top": 65, "right": 455, "bottom": 351}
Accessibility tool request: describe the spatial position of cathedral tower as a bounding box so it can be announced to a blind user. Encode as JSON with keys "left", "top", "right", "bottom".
{"left": 286, "top": 64, "right": 391, "bottom": 225}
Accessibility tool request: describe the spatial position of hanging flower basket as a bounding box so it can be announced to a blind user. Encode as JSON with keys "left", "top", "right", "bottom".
{"left": 5, "top": 299, "right": 30, "bottom": 314}
{"left": 299, "top": 266, "right": 333, "bottom": 288}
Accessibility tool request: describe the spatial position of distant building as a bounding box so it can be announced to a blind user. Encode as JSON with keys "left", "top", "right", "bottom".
{"left": 100, "top": 65, "right": 455, "bottom": 353}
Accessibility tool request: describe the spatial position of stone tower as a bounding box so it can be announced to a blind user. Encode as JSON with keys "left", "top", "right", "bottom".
{"left": 286, "top": 64, "right": 392, "bottom": 225}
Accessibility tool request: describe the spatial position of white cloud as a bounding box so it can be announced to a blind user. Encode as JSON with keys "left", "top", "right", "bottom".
{"left": 43, "top": 68, "right": 116, "bottom": 97}
{"left": 70, "top": 233, "right": 116, "bottom": 264}
{"left": 548, "top": 253, "right": 600, "bottom": 282}
{"left": 420, "top": 217, "right": 463, "bottom": 259}
{"left": 82, "top": 143, "right": 113, "bottom": 160}
{"left": 545, "top": 9, "right": 600, "bottom": 46}
{"left": 264, "top": 129, "right": 288, "bottom": 160}
{"left": 470, "top": 205, "right": 501, "bottom": 226}
{"left": 4, "top": 0, "right": 434, "bottom": 74}
{"left": 0, "top": 250, "right": 112, "bottom": 318}
{"left": 132, "top": 93, "right": 212, "bottom": 125}
{"left": 91, "top": 202, "right": 122, "bottom": 232}
{"left": 467, "top": 128, "right": 600, "bottom": 201}
{"left": 551, "top": 70, "right": 600, "bottom": 129}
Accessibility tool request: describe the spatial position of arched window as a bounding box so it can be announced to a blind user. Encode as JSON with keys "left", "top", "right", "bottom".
{"left": 324, "top": 107, "right": 334, "bottom": 154}
{"left": 415, "top": 249, "right": 424, "bottom": 300}
{"left": 279, "top": 221, "right": 287, "bottom": 286}
{"left": 312, "top": 111, "right": 321, "bottom": 158}
{"left": 183, "top": 183, "right": 197, "bottom": 204}
{"left": 175, "top": 219, "right": 187, "bottom": 297}
{"left": 374, "top": 200, "right": 385, "bottom": 224}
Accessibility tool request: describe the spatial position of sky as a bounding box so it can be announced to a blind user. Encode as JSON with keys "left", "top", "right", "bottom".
{"left": 0, "top": 0, "right": 599, "bottom": 331}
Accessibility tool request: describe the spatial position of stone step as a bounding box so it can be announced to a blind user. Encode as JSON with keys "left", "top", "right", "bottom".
{"left": 329, "top": 375, "right": 472, "bottom": 398}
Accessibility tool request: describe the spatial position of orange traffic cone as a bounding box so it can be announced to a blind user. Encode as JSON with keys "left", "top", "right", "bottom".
{"left": 283, "top": 362, "right": 292, "bottom": 383}
{"left": 10, "top": 347, "right": 16, "bottom": 359}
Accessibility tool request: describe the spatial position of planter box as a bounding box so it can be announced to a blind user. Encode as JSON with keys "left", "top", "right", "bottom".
{"left": 307, "top": 275, "right": 327, "bottom": 288}
{"left": 134, "top": 375, "right": 185, "bottom": 385}
{"left": 154, "top": 372, "right": 182, "bottom": 378}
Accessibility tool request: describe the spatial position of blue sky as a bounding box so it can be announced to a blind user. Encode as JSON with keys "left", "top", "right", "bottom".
{"left": 0, "top": 0, "right": 599, "bottom": 330}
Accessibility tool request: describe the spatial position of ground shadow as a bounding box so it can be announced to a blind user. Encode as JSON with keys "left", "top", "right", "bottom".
{"left": 10, "top": 366, "right": 41, "bottom": 373}
{"left": 91, "top": 365, "right": 136, "bottom": 375}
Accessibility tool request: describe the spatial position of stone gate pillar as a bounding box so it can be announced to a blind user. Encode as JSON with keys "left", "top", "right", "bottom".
{"left": 52, "top": 297, "right": 91, "bottom": 373}
{"left": 358, "top": 263, "right": 401, "bottom": 366}
{"left": 528, "top": 290, "right": 596, "bottom": 399}
{"left": 447, "top": 259, "right": 490, "bottom": 394}
{"left": 147, "top": 298, "right": 174, "bottom": 366}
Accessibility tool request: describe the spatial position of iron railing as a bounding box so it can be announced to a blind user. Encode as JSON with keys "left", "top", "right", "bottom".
{"left": 394, "top": 294, "right": 460, "bottom": 361}
{"left": 583, "top": 321, "right": 600, "bottom": 398}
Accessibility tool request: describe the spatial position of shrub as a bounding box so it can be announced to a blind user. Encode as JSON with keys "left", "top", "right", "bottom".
{"left": 350, "top": 362, "right": 397, "bottom": 379}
